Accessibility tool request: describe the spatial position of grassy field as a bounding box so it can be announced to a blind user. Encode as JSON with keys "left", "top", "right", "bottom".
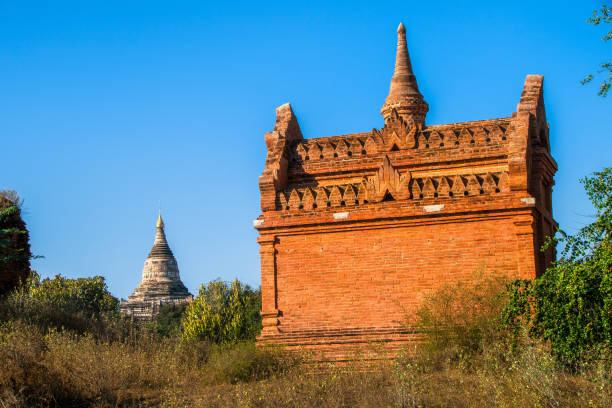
{"left": 1, "top": 275, "right": 610, "bottom": 407}
{"left": 1, "top": 320, "right": 610, "bottom": 408}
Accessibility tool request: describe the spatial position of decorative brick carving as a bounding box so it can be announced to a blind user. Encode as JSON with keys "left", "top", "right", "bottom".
{"left": 368, "top": 155, "right": 410, "bottom": 201}
{"left": 275, "top": 170, "right": 510, "bottom": 211}
{"left": 315, "top": 186, "right": 329, "bottom": 209}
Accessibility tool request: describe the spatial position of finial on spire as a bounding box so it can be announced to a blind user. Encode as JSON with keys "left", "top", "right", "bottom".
{"left": 381, "top": 22, "right": 428, "bottom": 127}
{"left": 156, "top": 211, "right": 164, "bottom": 229}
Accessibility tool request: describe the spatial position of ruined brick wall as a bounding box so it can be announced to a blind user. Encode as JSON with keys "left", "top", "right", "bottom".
{"left": 255, "top": 27, "right": 557, "bottom": 361}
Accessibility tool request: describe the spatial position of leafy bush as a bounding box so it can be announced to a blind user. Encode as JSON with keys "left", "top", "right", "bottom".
{"left": 27, "top": 271, "right": 119, "bottom": 317}
{"left": 152, "top": 302, "right": 188, "bottom": 337}
{"left": 0, "top": 272, "right": 123, "bottom": 338}
{"left": 1, "top": 319, "right": 609, "bottom": 408}
{"left": 503, "top": 168, "right": 612, "bottom": 365}
{"left": 182, "top": 279, "right": 261, "bottom": 343}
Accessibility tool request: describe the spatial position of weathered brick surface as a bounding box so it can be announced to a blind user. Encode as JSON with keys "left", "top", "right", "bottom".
{"left": 254, "top": 24, "right": 557, "bottom": 361}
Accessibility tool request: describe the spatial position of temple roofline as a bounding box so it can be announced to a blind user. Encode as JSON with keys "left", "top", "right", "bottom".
{"left": 290, "top": 117, "right": 514, "bottom": 144}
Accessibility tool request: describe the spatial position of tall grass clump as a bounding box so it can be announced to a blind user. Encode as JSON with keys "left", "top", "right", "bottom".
{"left": 411, "top": 269, "right": 511, "bottom": 363}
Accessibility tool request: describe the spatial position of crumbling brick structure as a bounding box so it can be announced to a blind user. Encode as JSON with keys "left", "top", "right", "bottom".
{"left": 255, "top": 23, "right": 557, "bottom": 361}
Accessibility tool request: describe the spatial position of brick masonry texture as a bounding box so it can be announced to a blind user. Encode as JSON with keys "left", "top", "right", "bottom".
{"left": 254, "top": 23, "right": 557, "bottom": 362}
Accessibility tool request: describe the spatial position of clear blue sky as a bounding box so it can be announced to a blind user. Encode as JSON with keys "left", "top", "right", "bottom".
{"left": 2, "top": 1, "right": 610, "bottom": 299}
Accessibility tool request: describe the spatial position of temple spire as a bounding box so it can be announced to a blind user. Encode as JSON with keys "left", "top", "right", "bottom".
{"left": 391, "top": 23, "right": 417, "bottom": 94}
{"left": 150, "top": 212, "right": 172, "bottom": 258}
{"left": 381, "top": 23, "right": 428, "bottom": 127}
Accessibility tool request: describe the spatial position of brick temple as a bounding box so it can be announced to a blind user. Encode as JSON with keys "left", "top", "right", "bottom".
{"left": 254, "top": 23, "right": 557, "bottom": 361}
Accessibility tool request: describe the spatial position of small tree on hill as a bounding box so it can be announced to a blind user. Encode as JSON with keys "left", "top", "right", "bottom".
{"left": 182, "top": 279, "right": 261, "bottom": 343}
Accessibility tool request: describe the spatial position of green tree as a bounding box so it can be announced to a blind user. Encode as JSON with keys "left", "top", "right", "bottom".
{"left": 1, "top": 271, "right": 121, "bottom": 337}
{"left": 182, "top": 279, "right": 261, "bottom": 343}
{"left": 582, "top": 4, "right": 612, "bottom": 96}
{"left": 26, "top": 272, "right": 119, "bottom": 317}
{"left": 0, "top": 190, "right": 31, "bottom": 295}
{"left": 153, "top": 302, "right": 188, "bottom": 337}
{"left": 503, "top": 168, "right": 612, "bottom": 365}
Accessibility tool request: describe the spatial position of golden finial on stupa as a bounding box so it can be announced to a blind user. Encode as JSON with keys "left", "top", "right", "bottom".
{"left": 156, "top": 210, "right": 164, "bottom": 229}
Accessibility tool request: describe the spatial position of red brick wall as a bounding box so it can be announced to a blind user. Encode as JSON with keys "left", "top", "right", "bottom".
{"left": 274, "top": 216, "right": 531, "bottom": 333}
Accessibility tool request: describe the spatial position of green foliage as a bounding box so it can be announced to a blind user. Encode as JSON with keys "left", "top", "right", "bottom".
{"left": 0, "top": 271, "right": 123, "bottom": 338}
{"left": 0, "top": 190, "right": 32, "bottom": 295}
{"left": 0, "top": 277, "right": 609, "bottom": 407}
{"left": 582, "top": 4, "right": 612, "bottom": 96}
{"left": 152, "top": 303, "right": 188, "bottom": 337}
{"left": 0, "top": 190, "right": 26, "bottom": 263}
{"left": 182, "top": 279, "right": 261, "bottom": 343}
{"left": 26, "top": 271, "right": 119, "bottom": 317}
{"left": 0, "top": 205, "right": 25, "bottom": 263}
{"left": 503, "top": 168, "right": 612, "bottom": 365}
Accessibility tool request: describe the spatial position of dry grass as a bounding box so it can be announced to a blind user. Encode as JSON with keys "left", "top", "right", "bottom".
{"left": 1, "top": 273, "right": 610, "bottom": 408}
{"left": 1, "top": 323, "right": 609, "bottom": 407}
{"left": 0, "top": 321, "right": 202, "bottom": 407}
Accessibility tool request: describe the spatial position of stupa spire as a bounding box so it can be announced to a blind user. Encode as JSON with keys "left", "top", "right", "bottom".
{"left": 381, "top": 23, "right": 428, "bottom": 127}
{"left": 149, "top": 212, "right": 173, "bottom": 258}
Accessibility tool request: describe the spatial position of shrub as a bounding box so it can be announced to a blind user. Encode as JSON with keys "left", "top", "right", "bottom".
{"left": 27, "top": 271, "right": 119, "bottom": 317}
{"left": 503, "top": 168, "right": 612, "bottom": 365}
{"left": 411, "top": 269, "right": 511, "bottom": 361}
{"left": 1, "top": 290, "right": 609, "bottom": 407}
{"left": 0, "top": 272, "right": 124, "bottom": 339}
{"left": 201, "top": 342, "right": 297, "bottom": 385}
{"left": 153, "top": 302, "right": 188, "bottom": 337}
{"left": 182, "top": 279, "right": 261, "bottom": 343}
